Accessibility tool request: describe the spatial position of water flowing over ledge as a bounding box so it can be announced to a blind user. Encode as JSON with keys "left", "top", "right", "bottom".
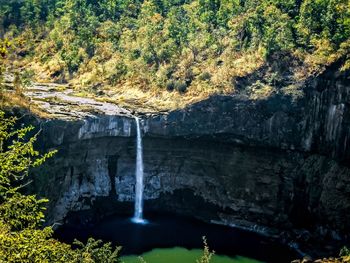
{"left": 131, "top": 117, "right": 147, "bottom": 225}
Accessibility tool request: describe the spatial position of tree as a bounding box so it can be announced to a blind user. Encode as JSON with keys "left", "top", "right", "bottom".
{"left": 0, "top": 110, "right": 122, "bottom": 262}
{"left": 297, "top": 0, "right": 350, "bottom": 47}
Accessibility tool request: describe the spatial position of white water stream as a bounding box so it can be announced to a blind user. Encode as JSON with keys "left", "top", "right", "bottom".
{"left": 131, "top": 117, "right": 147, "bottom": 224}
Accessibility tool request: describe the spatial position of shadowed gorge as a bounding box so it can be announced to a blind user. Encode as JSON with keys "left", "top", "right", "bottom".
{"left": 0, "top": 0, "right": 350, "bottom": 262}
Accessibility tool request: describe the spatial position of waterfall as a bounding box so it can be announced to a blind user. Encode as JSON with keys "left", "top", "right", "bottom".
{"left": 132, "top": 117, "right": 146, "bottom": 224}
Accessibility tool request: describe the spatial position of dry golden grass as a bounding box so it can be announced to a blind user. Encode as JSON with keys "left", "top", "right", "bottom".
{"left": 293, "top": 38, "right": 349, "bottom": 81}
{"left": 10, "top": 22, "right": 270, "bottom": 113}
{"left": 248, "top": 83, "right": 274, "bottom": 100}
{"left": 0, "top": 91, "right": 50, "bottom": 118}
{"left": 17, "top": 32, "right": 347, "bottom": 114}
{"left": 280, "top": 84, "right": 304, "bottom": 101}
{"left": 11, "top": 54, "right": 304, "bottom": 115}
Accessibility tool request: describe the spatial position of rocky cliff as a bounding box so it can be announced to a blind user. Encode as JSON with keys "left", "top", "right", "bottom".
{"left": 25, "top": 60, "right": 350, "bottom": 258}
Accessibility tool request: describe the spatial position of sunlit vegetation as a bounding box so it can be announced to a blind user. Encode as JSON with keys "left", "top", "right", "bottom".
{"left": 0, "top": 38, "right": 48, "bottom": 117}
{"left": 0, "top": 0, "right": 349, "bottom": 111}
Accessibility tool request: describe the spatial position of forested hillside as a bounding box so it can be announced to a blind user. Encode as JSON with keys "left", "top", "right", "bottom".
{"left": 1, "top": 2, "right": 350, "bottom": 262}
{"left": 1, "top": 0, "right": 349, "bottom": 110}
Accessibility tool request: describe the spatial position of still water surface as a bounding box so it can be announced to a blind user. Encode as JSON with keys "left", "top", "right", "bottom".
{"left": 55, "top": 213, "right": 297, "bottom": 263}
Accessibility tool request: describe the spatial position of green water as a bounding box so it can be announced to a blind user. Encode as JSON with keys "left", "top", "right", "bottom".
{"left": 121, "top": 247, "right": 263, "bottom": 263}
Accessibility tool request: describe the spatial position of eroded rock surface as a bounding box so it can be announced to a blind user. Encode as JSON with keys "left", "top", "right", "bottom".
{"left": 23, "top": 83, "right": 132, "bottom": 119}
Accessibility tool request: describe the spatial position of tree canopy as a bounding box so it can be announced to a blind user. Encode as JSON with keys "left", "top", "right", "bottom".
{"left": 1, "top": 0, "right": 349, "bottom": 109}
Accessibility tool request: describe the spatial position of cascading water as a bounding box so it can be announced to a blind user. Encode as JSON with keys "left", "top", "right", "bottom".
{"left": 131, "top": 117, "right": 147, "bottom": 224}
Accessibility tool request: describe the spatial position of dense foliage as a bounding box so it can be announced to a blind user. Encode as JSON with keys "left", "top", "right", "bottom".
{"left": 0, "top": 0, "right": 349, "bottom": 110}
{"left": 0, "top": 109, "right": 124, "bottom": 262}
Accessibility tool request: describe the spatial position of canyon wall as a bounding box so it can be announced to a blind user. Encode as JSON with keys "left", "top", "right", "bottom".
{"left": 28, "top": 61, "right": 350, "bottom": 256}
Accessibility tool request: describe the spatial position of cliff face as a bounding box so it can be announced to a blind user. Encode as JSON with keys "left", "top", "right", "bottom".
{"left": 146, "top": 61, "right": 349, "bottom": 162}
{"left": 28, "top": 62, "right": 350, "bottom": 256}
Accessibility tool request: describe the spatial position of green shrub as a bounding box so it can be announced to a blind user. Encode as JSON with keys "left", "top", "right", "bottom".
{"left": 174, "top": 80, "right": 188, "bottom": 93}
{"left": 166, "top": 80, "right": 175, "bottom": 91}
{"left": 198, "top": 72, "right": 211, "bottom": 81}
{"left": 340, "top": 246, "right": 350, "bottom": 257}
{"left": 108, "top": 63, "right": 128, "bottom": 85}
